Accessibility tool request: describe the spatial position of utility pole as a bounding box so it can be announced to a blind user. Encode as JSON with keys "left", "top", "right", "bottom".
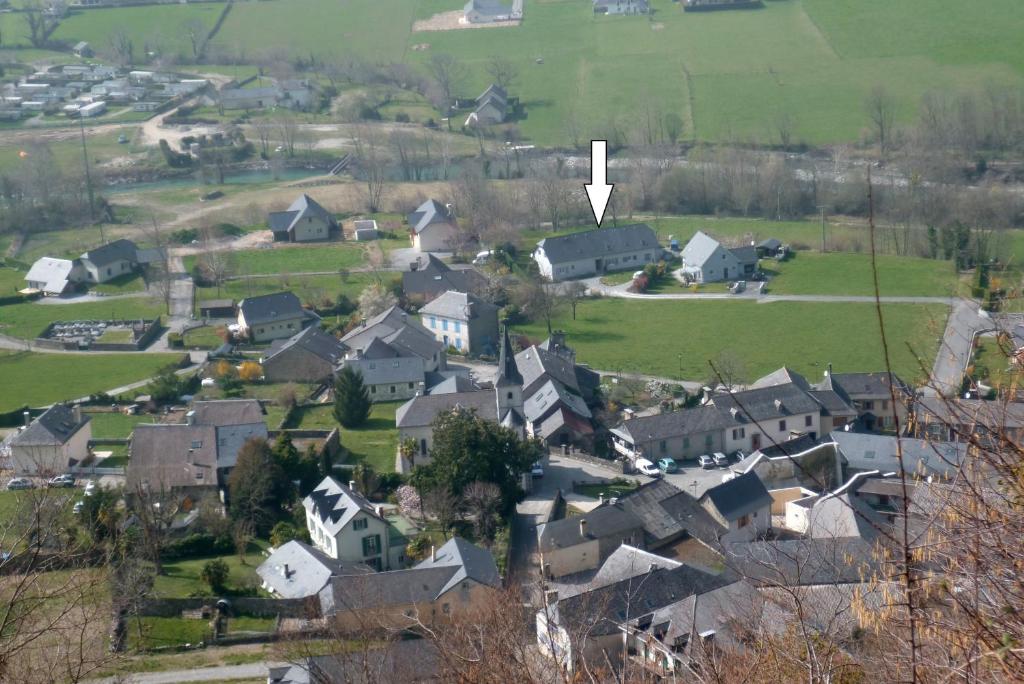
{"left": 818, "top": 205, "right": 826, "bottom": 253}
{"left": 78, "top": 113, "right": 100, "bottom": 240}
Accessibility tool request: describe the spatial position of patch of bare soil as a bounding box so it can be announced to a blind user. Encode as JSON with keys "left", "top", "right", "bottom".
{"left": 412, "top": 10, "right": 521, "bottom": 32}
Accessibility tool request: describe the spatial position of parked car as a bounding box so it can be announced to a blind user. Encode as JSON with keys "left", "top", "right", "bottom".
{"left": 635, "top": 458, "right": 661, "bottom": 478}
{"left": 713, "top": 452, "right": 729, "bottom": 467}
{"left": 473, "top": 250, "right": 494, "bottom": 265}
{"left": 698, "top": 454, "right": 714, "bottom": 469}
{"left": 531, "top": 461, "right": 544, "bottom": 478}
{"left": 47, "top": 474, "right": 75, "bottom": 488}
{"left": 729, "top": 280, "right": 746, "bottom": 294}
{"left": 6, "top": 477, "right": 34, "bottom": 490}
{"left": 657, "top": 458, "right": 678, "bottom": 474}
{"left": 83, "top": 480, "right": 97, "bottom": 496}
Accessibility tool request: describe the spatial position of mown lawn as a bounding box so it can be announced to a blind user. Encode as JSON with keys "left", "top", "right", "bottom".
{"left": 0, "top": 352, "right": 183, "bottom": 411}
{"left": 185, "top": 243, "right": 371, "bottom": 276}
{"left": 971, "top": 337, "right": 1020, "bottom": 392}
{"left": 764, "top": 252, "right": 957, "bottom": 297}
{"left": 125, "top": 617, "right": 212, "bottom": 652}
{"left": 194, "top": 273, "right": 377, "bottom": 311}
{"left": 152, "top": 544, "right": 268, "bottom": 598}
{"left": 83, "top": 410, "right": 159, "bottom": 439}
{"left": 182, "top": 325, "right": 227, "bottom": 350}
{"left": 341, "top": 402, "right": 402, "bottom": 474}
{"left": 93, "top": 272, "right": 148, "bottom": 295}
{"left": 514, "top": 298, "right": 947, "bottom": 383}
{"left": 0, "top": 265, "right": 26, "bottom": 295}
{"left": 0, "top": 298, "right": 163, "bottom": 339}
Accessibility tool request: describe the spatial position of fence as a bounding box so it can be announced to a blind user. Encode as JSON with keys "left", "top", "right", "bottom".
{"left": 135, "top": 596, "right": 319, "bottom": 619}
{"left": 34, "top": 317, "right": 163, "bottom": 352}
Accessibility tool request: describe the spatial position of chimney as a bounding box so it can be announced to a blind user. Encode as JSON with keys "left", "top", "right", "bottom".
{"left": 185, "top": 410, "right": 196, "bottom": 426}
{"left": 825, "top": 362, "right": 833, "bottom": 378}
{"left": 545, "top": 589, "right": 559, "bottom": 606}
{"left": 282, "top": 563, "right": 291, "bottom": 579}
{"left": 72, "top": 404, "right": 82, "bottom": 424}
{"left": 23, "top": 411, "right": 30, "bottom": 427}
{"left": 774, "top": 399, "right": 783, "bottom": 411}
{"left": 649, "top": 563, "right": 658, "bottom": 573}
{"left": 431, "top": 545, "right": 436, "bottom": 562}
{"left": 374, "top": 505, "right": 384, "bottom": 517}
{"left": 579, "top": 518, "right": 588, "bottom": 538}
{"left": 349, "top": 480, "right": 357, "bottom": 491}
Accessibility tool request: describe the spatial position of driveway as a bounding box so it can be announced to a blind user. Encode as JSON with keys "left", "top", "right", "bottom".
{"left": 924, "top": 298, "right": 989, "bottom": 397}
{"left": 88, "top": 661, "right": 281, "bottom": 684}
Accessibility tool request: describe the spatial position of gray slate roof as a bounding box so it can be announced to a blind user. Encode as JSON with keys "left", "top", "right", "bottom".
{"left": 419, "top": 290, "right": 497, "bottom": 322}
{"left": 750, "top": 366, "right": 811, "bottom": 391}
{"left": 341, "top": 306, "right": 441, "bottom": 362}
{"left": 127, "top": 424, "right": 218, "bottom": 490}
{"left": 523, "top": 379, "right": 591, "bottom": 424}
{"left": 710, "top": 382, "right": 823, "bottom": 422}
{"left": 730, "top": 244, "right": 758, "bottom": 267}
{"left": 414, "top": 536, "right": 501, "bottom": 596}
{"left": 537, "top": 504, "right": 644, "bottom": 552}
{"left": 257, "top": 540, "right": 373, "bottom": 599}
{"left": 821, "top": 371, "right": 911, "bottom": 399}
{"left": 426, "top": 374, "right": 479, "bottom": 395}
{"left": 611, "top": 405, "right": 732, "bottom": 444}
{"left": 680, "top": 230, "right": 725, "bottom": 268}
{"left": 12, "top": 404, "right": 90, "bottom": 447}
{"left": 806, "top": 492, "right": 886, "bottom": 540}
{"left": 590, "top": 544, "right": 682, "bottom": 588}
{"left": 264, "top": 326, "right": 347, "bottom": 366}
{"left": 81, "top": 239, "right": 137, "bottom": 267}
{"left": 829, "top": 430, "right": 967, "bottom": 478}
{"left": 700, "top": 471, "right": 772, "bottom": 522}
{"left": 759, "top": 238, "right": 782, "bottom": 251}
{"left": 402, "top": 255, "right": 488, "bottom": 300}
{"left": 618, "top": 478, "right": 726, "bottom": 547}
{"left": 515, "top": 344, "right": 580, "bottom": 395}
{"left": 537, "top": 224, "right": 659, "bottom": 266}
{"left": 407, "top": 199, "right": 453, "bottom": 234}
{"left": 723, "top": 537, "right": 880, "bottom": 586}
{"left": 303, "top": 476, "right": 383, "bottom": 538}
{"left": 239, "top": 291, "right": 307, "bottom": 326}
{"left": 395, "top": 390, "right": 496, "bottom": 428}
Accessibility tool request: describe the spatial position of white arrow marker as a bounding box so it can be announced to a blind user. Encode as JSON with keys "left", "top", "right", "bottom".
{"left": 584, "top": 139, "right": 614, "bottom": 228}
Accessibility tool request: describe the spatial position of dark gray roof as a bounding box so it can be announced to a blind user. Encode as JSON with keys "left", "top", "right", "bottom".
{"left": 723, "top": 537, "right": 880, "bottom": 586}
{"left": 611, "top": 405, "right": 732, "bottom": 444}
{"left": 523, "top": 379, "right": 591, "bottom": 424}
{"left": 426, "top": 374, "right": 479, "bottom": 395}
{"left": 754, "top": 432, "right": 821, "bottom": 458}
{"left": 257, "top": 540, "right": 373, "bottom": 599}
{"left": 402, "top": 256, "right": 488, "bottom": 300}
{"left": 190, "top": 399, "right": 265, "bottom": 426}
{"left": 590, "top": 545, "right": 682, "bottom": 588}
{"left": 829, "top": 430, "right": 967, "bottom": 478}
{"left": 515, "top": 344, "right": 580, "bottom": 395}
{"left": 12, "top": 404, "right": 90, "bottom": 447}
{"left": 730, "top": 245, "right": 758, "bottom": 266}
{"left": 758, "top": 238, "right": 782, "bottom": 250}
{"left": 618, "top": 479, "right": 726, "bottom": 547}
{"left": 321, "top": 566, "right": 459, "bottom": 613}
{"left": 81, "top": 239, "right": 137, "bottom": 267}
{"left": 414, "top": 536, "right": 501, "bottom": 595}
{"left": 554, "top": 563, "right": 731, "bottom": 637}
{"left": 476, "top": 83, "right": 507, "bottom": 104}
{"left": 264, "top": 326, "right": 347, "bottom": 366}
{"left": 821, "top": 371, "right": 911, "bottom": 398}
{"left": 750, "top": 367, "right": 811, "bottom": 391}
{"left": 395, "top": 390, "right": 496, "bottom": 428}
{"left": 710, "top": 382, "right": 823, "bottom": 423}
{"left": 407, "top": 199, "right": 453, "bottom": 234}
{"left": 341, "top": 306, "right": 441, "bottom": 362}
{"left": 273, "top": 641, "right": 440, "bottom": 684}
{"left": 700, "top": 472, "right": 772, "bottom": 522}
{"left": 536, "top": 224, "right": 659, "bottom": 265}
{"left": 536, "top": 504, "right": 644, "bottom": 552}
{"left": 495, "top": 325, "right": 523, "bottom": 387}
{"left": 239, "top": 291, "right": 306, "bottom": 325}
{"left": 914, "top": 396, "right": 1024, "bottom": 430}
{"left": 268, "top": 194, "right": 336, "bottom": 235}
{"left": 808, "top": 389, "right": 857, "bottom": 416}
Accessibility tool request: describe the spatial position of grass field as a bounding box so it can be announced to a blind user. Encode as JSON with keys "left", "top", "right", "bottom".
{"left": 93, "top": 272, "right": 148, "bottom": 295}
{"left": 185, "top": 242, "right": 372, "bottom": 277}
{"left": 340, "top": 401, "right": 402, "bottom": 474}
{"left": 0, "top": 298, "right": 163, "bottom": 339}
{"left": 16, "top": 225, "right": 150, "bottom": 264}
{"left": 0, "top": 265, "right": 26, "bottom": 295}
{"left": 971, "top": 337, "right": 1019, "bottom": 391}
{"left": 152, "top": 544, "right": 268, "bottom": 598}
{"left": 514, "top": 298, "right": 947, "bottom": 382}
{"left": 125, "top": 617, "right": 211, "bottom": 652}
{"left": 765, "top": 252, "right": 957, "bottom": 296}
{"left": 8, "top": 0, "right": 1016, "bottom": 145}
{"left": 0, "top": 351, "right": 182, "bottom": 411}
{"left": 83, "top": 410, "right": 159, "bottom": 439}
{"left": 194, "top": 272, "right": 377, "bottom": 310}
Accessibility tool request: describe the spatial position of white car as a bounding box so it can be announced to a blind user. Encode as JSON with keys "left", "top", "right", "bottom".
{"left": 6, "top": 477, "right": 34, "bottom": 491}
{"left": 635, "top": 458, "right": 661, "bottom": 478}
{"left": 473, "top": 250, "right": 494, "bottom": 265}
{"left": 713, "top": 452, "right": 729, "bottom": 467}
{"left": 531, "top": 461, "right": 544, "bottom": 478}
{"left": 698, "top": 454, "right": 715, "bottom": 469}
{"left": 83, "top": 480, "right": 97, "bottom": 496}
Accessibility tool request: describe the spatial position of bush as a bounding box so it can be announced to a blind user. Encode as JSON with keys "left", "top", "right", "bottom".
{"left": 394, "top": 112, "right": 410, "bottom": 123}
{"left": 167, "top": 332, "right": 183, "bottom": 349}
{"left": 200, "top": 559, "right": 230, "bottom": 593}
{"left": 162, "top": 533, "right": 233, "bottom": 560}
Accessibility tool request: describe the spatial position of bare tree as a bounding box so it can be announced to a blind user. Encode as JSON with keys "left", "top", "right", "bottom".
{"left": 357, "top": 282, "right": 397, "bottom": 319}
{"left": 564, "top": 281, "right": 587, "bottom": 321}
{"left": 182, "top": 18, "right": 206, "bottom": 61}
{"left": 106, "top": 29, "right": 134, "bottom": 67}
{"left": 130, "top": 484, "right": 178, "bottom": 576}
{"left": 514, "top": 279, "right": 564, "bottom": 337}
{"left": 22, "top": 0, "right": 62, "bottom": 49}
{"left": 251, "top": 118, "right": 273, "bottom": 158}
{"left": 274, "top": 111, "right": 299, "bottom": 157}
{"left": 425, "top": 53, "right": 466, "bottom": 110}
{"left": 866, "top": 85, "right": 897, "bottom": 155}
{"left": 461, "top": 481, "right": 501, "bottom": 542}
{"left": 353, "top": 126, "right": 388, "bottom": 212}
{"left": 484, "top": 56, "right": 519, "bottom": 91}
{"left": 197, "top": 249, "right": 235, "bottom": 297}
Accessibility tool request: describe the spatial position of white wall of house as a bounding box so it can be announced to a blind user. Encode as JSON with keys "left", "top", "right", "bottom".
{"left": 613, "top": 428, "right": 724, "bottom": 463}
{"left": 534, "top": 247, "right": 658, "bottom": 282}
{"left": 397, "top": 425, "right": 436, "bottom": 473}
{"left": 82, "top": 258, "right": 133, "bottom": 283}
{"left": 292, "top": 215, "right": 332, "bottom": 242}
{"left": 706, "top": 501, "right": 772, "bottom": 543}
{"left": 413, "top": 223, "right": 457, "bottom": 252}
{"left": 422, "top": 313, "right": 470, "bottom": 352}
{"left": 11, "top": 424, "right": 91, "bottom": 477}
{"left": 305, "top": 509, "right": 395, "bottom": 570}
{"left": 238, "top": 311, "right": 307, "bottom": 343}
{"left": 722, "top": 411, "right": 820, "bottom": 454}
{"left": 682, "top": 245, "right": 741, "bottom": 283}
{"left": 541, "top": 539, "right": 600, "bottom": 578}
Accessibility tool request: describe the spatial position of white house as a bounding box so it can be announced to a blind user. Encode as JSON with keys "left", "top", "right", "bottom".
{"left": 23, "top": 257, "right": 85, "bottom": 295}
{"left": 303, "top": 476, "right": 407, "bottom": 571}
{"left": 79, "top": 239, "right": 138, "bottom": 284}
{"left": 407, "top": 199, "right": 458, "bottom": 253}
{"left": 699, "top": 472, "right": 773, "bottom": 542}
{"left": 237, "top": 291, "right": 318, "bottom": 343}
{"left": 533, "top": 224, "right": 661, "bottom": 282}
{"left": 9, "top": 404, "right": 92, "bottom": 477}
{"left": 419, "top": 291, "right": 499, "bottom": 355}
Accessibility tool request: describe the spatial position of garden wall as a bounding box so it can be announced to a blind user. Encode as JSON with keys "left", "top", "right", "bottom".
{"left": 136, "top": 596, "right": 320, "bottom": 619}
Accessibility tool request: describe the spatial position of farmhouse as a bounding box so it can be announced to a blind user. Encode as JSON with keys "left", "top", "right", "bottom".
{"left": 303, "top": 476, "right": 410, "bottom": 571}
{"left": 79, "top": 239, "right": 138, "bottom": 283}
{"left": 533, "top": 223, "right": 661, "bottom": 281}
{"left": 419, "top": 291, "right": 499, "bottom": 355}
{"left": 261, "top": 325, "right": 347, "bottom": 384}
{"left": 407, "top": 199, "right": 459, "bottom": 253}
{"left": 236, "top": 291, "right": 319, "bottom": 343}
{"left": 9, "top": 404, "right": 92, "bottom": 477}
{"left": 23, "top": 257, "right": 85, "bottom": 295}
{"left": 680, "top": 231, "right": 758, "bottom": 283}
{"left": 818, "top": 368, "right": 912, "bottom": 431}
{"left": 267, "top": 194, "right": 339, "bottom": 243}
{"left": 465, "top": 84, "right": 508, "bottom": 127}
{"left": 593, "top": 0, "right": 649, "bottom": 15}
{"left": 401, "top": 254, "right": 489, "bottom": 304}
{"left": 344, "top": 338, "right": 428, "bottom": 402}
{"left": 257, "top": 540, "right": 373, "bottom": 600}
{"left": 340, "top": 305, "right": 446, "bottom": 374}
{"left": 699, "top": 472, "right": 773, "bottom": 542}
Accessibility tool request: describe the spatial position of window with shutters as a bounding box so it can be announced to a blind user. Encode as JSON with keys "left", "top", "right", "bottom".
{"left": 362, "top": 534, "right": 381, "bottom": 557}
{"left": 353, "top": 518, "right": 367, "bottom": 531}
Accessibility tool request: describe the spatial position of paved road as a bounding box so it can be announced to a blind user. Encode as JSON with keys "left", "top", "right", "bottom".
{"left": 89, "top": 661, "right": 282, "bottom": 684}
{"left": 924, "top": 299, "right": 989, "bottom": 397}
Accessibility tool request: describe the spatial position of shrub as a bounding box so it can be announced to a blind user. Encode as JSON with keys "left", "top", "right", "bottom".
{"left": 394, "top": 112, "right": 410, "bottom": 123}
{"left": 238, "top": 361, "right": 262, "bottom": 383}
{"left": 200, "top": 559, "right": 230, "bottom": 594}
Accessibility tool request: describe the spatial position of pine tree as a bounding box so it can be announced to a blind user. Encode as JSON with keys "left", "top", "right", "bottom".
{"left": 332, "top": 365, "right": 371, "bottom": 428}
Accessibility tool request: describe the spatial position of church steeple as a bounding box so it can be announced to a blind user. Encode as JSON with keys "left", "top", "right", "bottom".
{"left": 496, "top": 324, "right": 523, "bottom": 387}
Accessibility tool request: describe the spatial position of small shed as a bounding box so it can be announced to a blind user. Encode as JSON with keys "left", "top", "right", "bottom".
{"left": 73, "top": 41, "right": 94, "bottom": 58}
{"left": 353, "top": 219, "right": 380, "bottom": 241}
{"left": 756, "top": 238, "right": 782, "bottom": 258}
{"left": 198, "top": 299, "right": 236, "bottom": 318}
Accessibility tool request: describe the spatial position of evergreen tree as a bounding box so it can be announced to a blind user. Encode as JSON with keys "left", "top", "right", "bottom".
{"left": 332, "top": 365, "right": 371, "bottom": 428}
{"left": 228, "top": 438, "right": 293, "bottom": 535}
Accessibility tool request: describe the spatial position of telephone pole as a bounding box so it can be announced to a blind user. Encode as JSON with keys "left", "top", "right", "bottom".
{"left": 818, "top": 205, "right": 827, "bottom": 253}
